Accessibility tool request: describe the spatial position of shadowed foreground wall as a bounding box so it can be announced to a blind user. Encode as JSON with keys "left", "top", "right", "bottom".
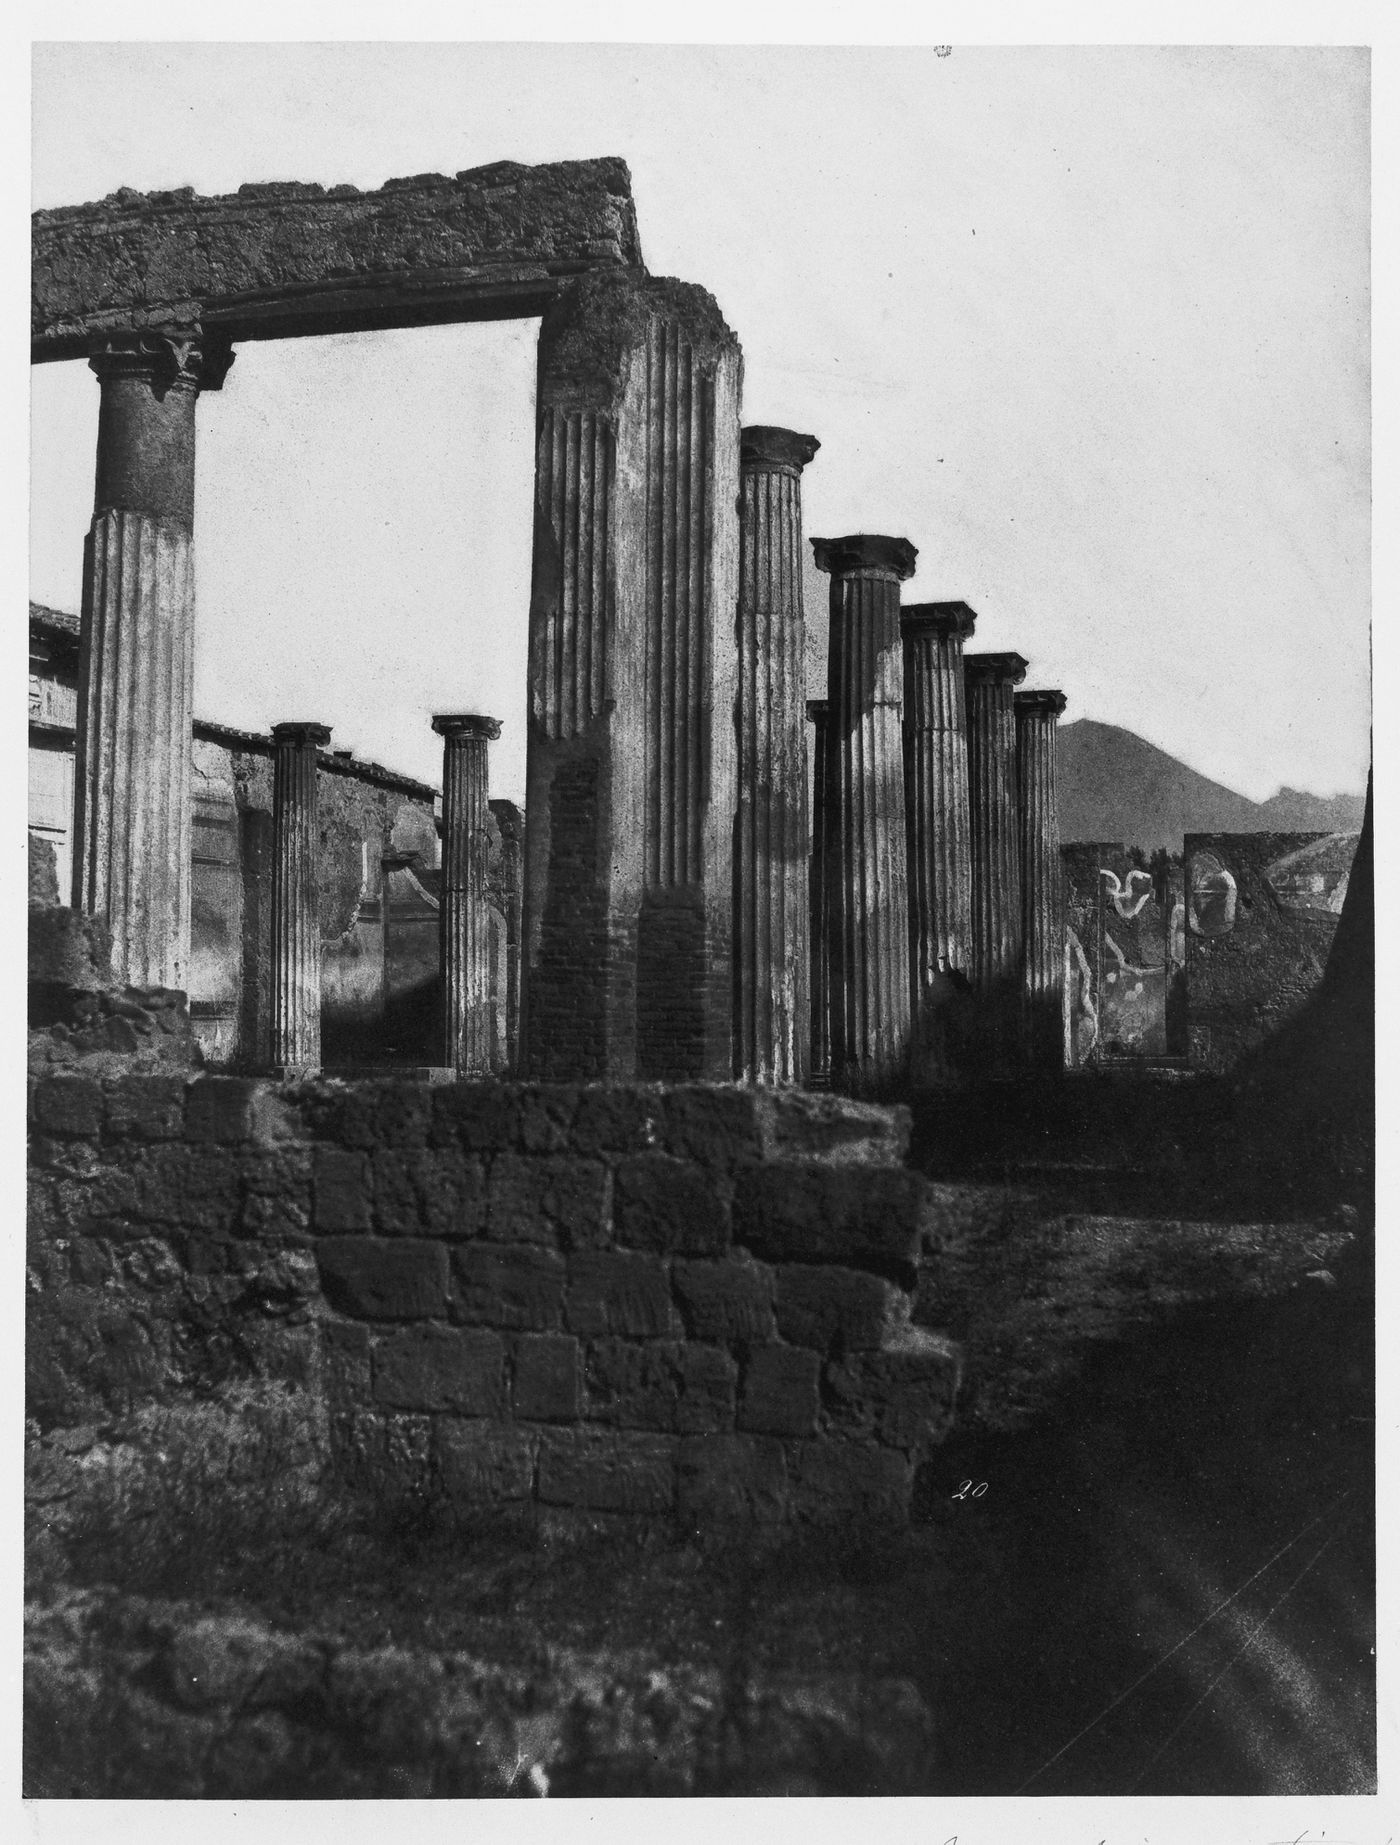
{"left": 28, "top": 1076, "right": 959, "bottom": 1531}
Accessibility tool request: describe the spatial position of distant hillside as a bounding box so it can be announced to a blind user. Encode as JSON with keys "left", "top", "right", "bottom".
{"left": 1057, "top": 720, "right": 1364, "bottom": 852}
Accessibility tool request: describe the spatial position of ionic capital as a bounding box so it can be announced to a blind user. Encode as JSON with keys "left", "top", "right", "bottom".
{"left": 433, "top": 714, "right": 503, "bottom": 742}
{"left": 88, "top": 323, "right": 236, "bottom": 395}
{"left": 271, "top": 721, "right": 333, "bottom": 749}
{"left": 740, "top": 425, "right": 820, "bottom": 476}
{"left": 1014, "top": 688, "right": 1068, "bottom": 719}
{"left": 902, "top": 601, "right": 977, "bottom": 641}
{"left": 964, "top": 652, "right": 1028, "bottom": 689}
{"left": 811, "top": 533, "right": 917, "bottom": 581}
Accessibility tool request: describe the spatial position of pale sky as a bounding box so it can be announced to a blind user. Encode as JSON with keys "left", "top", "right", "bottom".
{"left": 30, "top": 42, "right": 1370, "bottom": 806}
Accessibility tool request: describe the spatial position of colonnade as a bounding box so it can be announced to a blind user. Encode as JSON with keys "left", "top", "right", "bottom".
{"left": 66, "top": 287, "right": 1066, "bottom": 1090}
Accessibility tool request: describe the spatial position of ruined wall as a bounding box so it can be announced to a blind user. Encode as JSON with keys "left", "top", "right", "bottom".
{"left": 27, "top": 1076, "right": 959, "bottom": 1530}
{"left": 1185, "top": 831, "right": 1359, "bottom": 1074}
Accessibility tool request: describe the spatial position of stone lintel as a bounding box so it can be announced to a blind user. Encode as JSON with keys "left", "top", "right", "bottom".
{"left": 272, "top": 722, "right": 333, "bottom": 749}
{"left": 1014, "top": 688, "right": 1068, "bottom": 718}
{"left": 811, "top": 534, "right": 917, "bottom": 581}
{"left": 740, "top": 425, "right": 820, "bottom": 475}
{"left": 965, "top": 652, "right": 1028, "bottom": 688}
{"left": 901, "top": 601, "right": 977, "bottom": 641}
{"left": 433, "top": 714, "right": 504, "bottom": 742}
{"left": 33, "top": 157, "right": 643, "bottom": 362}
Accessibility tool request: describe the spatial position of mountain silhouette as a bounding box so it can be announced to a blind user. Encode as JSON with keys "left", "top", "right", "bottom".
{"left": 1057, "top": 719, "right": 1364, "bottom": 851}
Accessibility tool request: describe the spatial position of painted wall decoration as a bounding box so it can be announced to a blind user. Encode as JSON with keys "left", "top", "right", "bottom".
{"left": 1062, "top": 844, "right": 1187, "bottom": 1067}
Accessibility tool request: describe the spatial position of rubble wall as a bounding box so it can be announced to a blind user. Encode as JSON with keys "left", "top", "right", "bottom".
{"left": 27, "top": 1077, "right": 960, "bottom": 1531}
{"left": 1185, "top": 830, "right": 1360, "bottom": 1074}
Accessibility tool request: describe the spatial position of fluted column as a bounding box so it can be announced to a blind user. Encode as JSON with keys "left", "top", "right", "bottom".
{"left": 73, "top": 324, "right": 233, "bottom": 989}
{"left": 523, "top": 271, "right": 741, "bottom": 1081}
{"left": 733, "top": 425, "right": 820, "bottom": 1084}
{"left": 490, "top": 798, "right": 524, "bottom": 1074}
{"left": 964, "top": 652, "right": 1027, "bottom": 1070}
{"left": 807, "top": 699, "right": 831, "bottom": 1088}
{"left": 1016, "top": 689, "right": 1068, "bottom": 1070}
{"left": 813, "top": 533, "right": 917, "bottom": 1096}
{"left": 902, "top": 602, "right": 977, "bottom": 1081}
{"left": 434, "top": 716, "right": 501, "bottom": 1076}
{"left": 270, "top": 722, "right": 331, "bottom": 1071}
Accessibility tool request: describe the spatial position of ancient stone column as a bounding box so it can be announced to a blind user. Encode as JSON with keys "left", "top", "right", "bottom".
{"left": 733, "top": 425, "right": 820, "bottom": 1085}
{"left": 964, "top": 652, "right": 1027, "bottom": 1068}
{"left": 902, "top": 602, "right": 977, "bottom": 1081}
{"left": 72, "top": 325, "right": 233, "bottom": 990}
{"left": 489, "top": 798, "right": 524, "bottom": 1075}
{"left": 270, "top": 722, "right": 331, "bottom": 1071}
{"left": 807, "top": 698, "right": 831, "bottom": 1088}
{"left": 1016, "top": 688, "right": 1069, "bottom": 1070}
{"left": 523, "top": 271, "right": 741, "bottom": 1081}
{"left": 434, "top": 715, "right": 501, "bottom": 1076}
{"left": 813, "top": 534, "right": 918, "bottom": 1095}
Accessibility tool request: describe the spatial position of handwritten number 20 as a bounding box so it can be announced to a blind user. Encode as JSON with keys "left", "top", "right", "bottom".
{"left": 951, "top": 1479, "right": 988, "bottom": 1500}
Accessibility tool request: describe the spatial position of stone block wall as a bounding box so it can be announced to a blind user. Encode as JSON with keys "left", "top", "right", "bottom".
{"left": 28, "top": 1076, "right": 960, "bottom": 1531}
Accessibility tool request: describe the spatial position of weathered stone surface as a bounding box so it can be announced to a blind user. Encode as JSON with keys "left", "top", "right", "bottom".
{"left": 316, "top": 1239, "right": 449, "bottom": 1320}
{"left": 737, "top": 1345, "right": 820, "bottom": 1436}
{"left": 511, "top": 1332, "right": 582, "bottom": 1421}
{"left": 371, "top": 1148, "right": 485, "bottom": 1236}
{"left": 761, "top": 1092, "right": 910, "bottom": 1166}
{"left": 33, "top": 158, "right": 643, "bottom": 360}
{"left": 734, "top": 426, "right": 819, "bottom": 1086}
{"left": 565, "top": 1253, "right": 677, "bottom": 1339}
{"left": 312, "top": 1148, "right": 372, "bottom": 1232}
{"left": 105, "top": 1074, "right": 186, "bottom": 1140}
{"left": 270, "top": 723, "right": 331, "bottom": 1070}
{"left": 487, "top": 1154, "right": 609, "bottom": 1247}
{"left": 524, "top": 272, "right": 741, "bottom": 1084}
{"left": 452, "top": 1245, "right": 566, "bottom": 1332}
{"left": 902, "top": 603, "right": 977, "bottom": 1081}
{"left": 774, "top": 1264, "right": 908, "bottom": 1354}
{"left": 1015, "top": 689, "right": 1068, "bottom": 1071}
{"left": 965, "top": 653, "right": 1028, "bottom": 1068}
{"left": 185, "top": 1077, "right": 261, "bottom": 1143}
{"left": 583, "top": 1339, "right": 736, "bottom": 1434}
{"left": 788, "top": 1441, "right": 911, "bottom": 1525}
{"left": 812, "top": 534, "right": 917, "bottom": 1095}
{"left": 435, "top": 1419, "right": 537, "bottom": 1509}
{"left": 536, "top": 1429, "right": 677, "bottom": 1513}
{"left": 676, "top": 1433, "right": 789, "bottom": 1525}
{"left": 671, "top": 1257, "right": 776, "bottom": 1346}
{"left": 33, "top": 1075, "right": 104, "bottom": 1138}
{"left": 614, "top": 1154, "right": 730, "bottom": 1255}
{"left": 733, "top": 1165, "right": 930, "bottom": 1280}
{"left": 824, "top": 1327, "right": 961, "bottom": 1455}
{"left": 373, "top": 1326, "right": 505, "bottom": 1414}
{"left": 435, "top": 715, "right": 501, "bottom": 1076}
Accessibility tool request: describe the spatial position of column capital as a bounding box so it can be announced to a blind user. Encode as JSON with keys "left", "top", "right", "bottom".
{"left": 272, "top": 721, "right": 333, "bottom": 749}
{"left": 740, "top": 425, "right": 820, "bottom": 476}
{"left": 1014, "top": 688, "right": 1068, "bottom": 718}
{"left": 902, "top": 601, "right": 977, "bottom": 641}
{"left": 432, "top": 713, "right": 503, "bottom": 742}
{"left": 965, "top": 652, "right": 1028, "bottom": 688}
{"left": 805, "top": 698, "right": 829, "bottom": 724}
{"left": 811, "top": 534, "right": 917, "bottom": 581}
{"left": 88, "top": 323, "right": 236, "bottom": 394}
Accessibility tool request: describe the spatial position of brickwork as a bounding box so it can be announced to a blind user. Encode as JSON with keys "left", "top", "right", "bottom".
{"left": 28, "top": 1075, "right": 961, "bottom": 1529}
